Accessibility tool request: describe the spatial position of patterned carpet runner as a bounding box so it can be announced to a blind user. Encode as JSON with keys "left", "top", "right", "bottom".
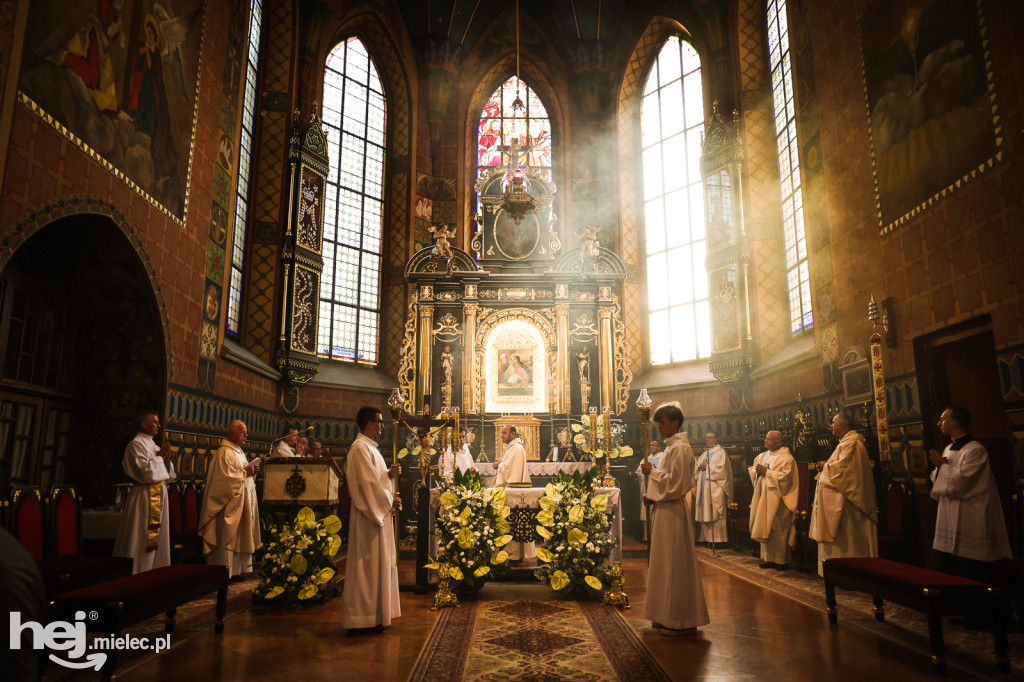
{"left": 411, "top": 598, "right": 671, "bottom": 682}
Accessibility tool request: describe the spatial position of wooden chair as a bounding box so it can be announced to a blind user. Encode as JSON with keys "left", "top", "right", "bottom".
{"left": 168, "top": 481, "right": 205, "bottom": 564}
{"left": 7, "top": 486, "right": 45, "bottom": 562}
{"left": 42, "top": 484, "right": 131, "bottom": 593}
{"left": 793, "top": 462, "right": 817, "bottom": 572}
{"left": 877, "top": 480, "right": 914, "bottom": 564}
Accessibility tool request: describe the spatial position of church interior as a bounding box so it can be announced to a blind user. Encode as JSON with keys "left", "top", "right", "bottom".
{"left": 1, "top": 0, "right": 1023, "bottom": 678}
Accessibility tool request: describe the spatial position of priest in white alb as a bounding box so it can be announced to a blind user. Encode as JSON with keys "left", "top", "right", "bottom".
{"left": 641, "top": 402, "right": 709, "bottom": 635}
{"left": 748, "top": 430, "right": 798, "bottom": 569}
{"left": 809, "top": 412, "right": 878, "bottom": 576}
{"left": 494, "top": 424, "right": 533, "bottom": 560}
{"left": 341, "top": 406, "right": 402, "bottom": 632}
{"left": 198, "top": 420, "right": 261, "bottom": 578}
{"left": 113, "top": 412, "right": 176, "bottom": 573}
{"left": 694, "top": 431, "right": 732, "bottom": 545}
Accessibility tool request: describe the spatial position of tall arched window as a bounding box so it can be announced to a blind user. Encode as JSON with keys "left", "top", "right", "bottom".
{"left": 642, "top": 36, "right": 710, "bottom": 365}
{"left": 225, "top": 0, "right": 264, "bottom": 336}
{"left": 767, "top": 0, "right": 813, "bottom": 334}
{"left": 318, "top": 37, "right": 385, "bottom": 363}
{"left": 476, "top": 76, "right": 551, "bottom": 182}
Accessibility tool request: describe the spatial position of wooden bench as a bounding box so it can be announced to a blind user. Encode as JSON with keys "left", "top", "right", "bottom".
{"left": 823, "top": 557, "right": 1010, "bottom": 675}
{"left": 48, "top": 564, "right": 229, "bottom": 677}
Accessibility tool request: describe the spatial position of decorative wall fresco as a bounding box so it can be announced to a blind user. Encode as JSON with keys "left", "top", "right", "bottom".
{"left": 860, "top": 0, "right": 1001, "bottom": 234}
{"left": 18, "top": 0, "right": 205, "bottom": 226}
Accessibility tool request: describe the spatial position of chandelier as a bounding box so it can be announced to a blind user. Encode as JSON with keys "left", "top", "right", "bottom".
{"left": 498, "top": 0, "right": 540, "bottom": 225}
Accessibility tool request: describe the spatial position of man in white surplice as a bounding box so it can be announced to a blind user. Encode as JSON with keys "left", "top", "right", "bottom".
{"left": 440, "top": 429, "right": 477, "bottom": 479}
{"left": 748, "top": 430, "right": 798, "bottom": 570}
{"left": 272, "top": 427, "right": 298, "bottom": 458}
{"left": 113, "top": 412, "right": 176, "bottom": 574}
{"left": 694, "top": 432, "right": 732, "bottom": 546}
{"left": 494, "top": 424, "right": 533, "bottom": 561}
{"left": 809, "top": 413, "right": 878, "bottom": 576}
{"left": 635, "top": 440, "right": 664, "bottom": 540}
{"left": 198, "top": 420, "right": 261, "bottom": 578}
{"left": 928, "top": 406, "right": 1011, "bottom": 579}
{"left": 640, "top": 402, "right": 709, "bottom": 636}
{"left": 341, "top": 406, "right": 402, "bottom": 632}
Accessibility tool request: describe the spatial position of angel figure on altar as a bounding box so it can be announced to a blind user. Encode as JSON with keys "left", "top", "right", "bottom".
{"left": 579, "top": 225, "right": 600, "bottom": 258}
{"left": 430, "top": 224, "right": 454, "bottom": 259}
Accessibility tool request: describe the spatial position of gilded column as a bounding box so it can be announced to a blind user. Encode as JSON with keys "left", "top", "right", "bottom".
{"left": 554, "top": 301, "right": 570, "bottom": 413}
{"left": 463, "top": 300, "right": 478, "bottom": 414}
{"left": 417, "top": 285, "right": 435, "bottom": 414}
{"left": 598, "top": 287, "right": 615, "bottom": 411}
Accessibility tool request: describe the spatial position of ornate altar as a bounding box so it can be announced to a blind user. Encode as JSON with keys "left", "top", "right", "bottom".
{"left": 399, "top": 180, "right": 634, "bottom": 463}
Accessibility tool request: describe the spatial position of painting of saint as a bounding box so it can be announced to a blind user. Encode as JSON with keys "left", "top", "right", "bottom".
{"left": 496, "top": 349, "right": 533, "bottom": 397}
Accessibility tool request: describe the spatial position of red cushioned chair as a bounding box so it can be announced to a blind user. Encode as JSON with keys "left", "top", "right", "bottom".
{"left": 41, "top": 485, "right": 132, "bottom": 595}
{"left": 8, "top": 486, "right": 45, "bottom": 562}
{"left": 877, "top": 480, "right": 914, "bottom": 564}
{"left": 170, "top": 481, "right": 204, "bottom": 564}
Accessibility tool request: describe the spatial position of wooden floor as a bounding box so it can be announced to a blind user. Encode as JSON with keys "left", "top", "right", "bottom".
{"left": 120, "top": 555, "right": 988, "bottom": 681}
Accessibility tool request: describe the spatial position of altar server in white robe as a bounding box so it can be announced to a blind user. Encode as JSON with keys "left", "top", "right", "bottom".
{"left": 641, "top": 402, "right": 708, "bottom": 635}
{"left": 494, "top": 424, "right": 533, "bottom": 560}
{"left": 341, "top": 406, "right": 402, "bottom": 632}
{"left": 748, "top": 430, "right": 798, "bottom": 569}
{"left": 809, "top": 413, "right": 878, "bottom": 576}
{"left": 114, "top": 412, "right": 176, "bottom": 573}
{"left": 694, "top": 432, "right": 733, "bottom": 545}
{"left": 929, "top": 407, "right": 1011, "bottom": 576}
{"left": 635, "top": 440, "right": 664, "bottom": 540}
{"left": 198, "top": 420, "right": 261, "bottom": 578}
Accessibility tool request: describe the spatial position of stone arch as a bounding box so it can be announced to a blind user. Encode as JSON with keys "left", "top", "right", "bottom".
{"left": 0, "top": 195, "right": 175, "bottom": 382}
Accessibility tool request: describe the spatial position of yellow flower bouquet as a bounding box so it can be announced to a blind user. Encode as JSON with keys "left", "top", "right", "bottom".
{"left": 533, "top": 468, "right": 618, "bottom": 596}
{"left": 255, "top": 506, "right": 341, "bottom": 603}
{"left": 426, "top": 468, "right": 512, "bottom": 590}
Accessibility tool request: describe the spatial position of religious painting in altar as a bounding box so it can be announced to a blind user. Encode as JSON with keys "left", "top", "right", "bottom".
{"left": 484, "top": 319, "right": 546, "bottom": 414}
{"left": 859, "top": 0, "right": 1001, "bottom": 234}
{"left": 495, "top": 349, "right": 534, "bottom": 396}
{"left": 18, "top": 0, "right": 205, "bottom": 226}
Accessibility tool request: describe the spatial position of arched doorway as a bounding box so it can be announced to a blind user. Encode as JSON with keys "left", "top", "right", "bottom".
{"left": 0, "top": 214, "right": 167, "bottom": 503}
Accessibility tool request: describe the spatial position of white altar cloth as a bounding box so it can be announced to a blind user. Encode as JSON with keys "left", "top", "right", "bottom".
{"left": 429, "top": 486, "right": 622, "bottom": 565}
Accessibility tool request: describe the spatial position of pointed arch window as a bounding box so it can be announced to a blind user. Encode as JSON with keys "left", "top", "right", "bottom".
{"left": 226, "top": 0, "right": 264, "bottom": 336}
{"left": 476, "top": 76, "right": 552, "bottom": 182}
{"left": 318, "top": 37, "right": 385, "bottom": 364}
{"left": 767, "top": 0, "right": 813, "bottom": 334}
{"left": 641, "top": 36, "right": 710, "bottom": 365}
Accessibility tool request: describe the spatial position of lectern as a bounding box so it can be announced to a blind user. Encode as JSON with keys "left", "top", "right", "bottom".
{"left": 262, "top": 457, "right": 342, "bottom": 510}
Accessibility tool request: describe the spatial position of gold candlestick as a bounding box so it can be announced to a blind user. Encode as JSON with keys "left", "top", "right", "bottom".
{"left": 588, "top": 407, "right": 598, "bottom": 463}
{"left": 636, "top": 389, "right": 652, "bottom": 560}
{"left": 601, "top": 406, "right": 617, "bottom": 488}
{"left": 386, "top": 388, "right": 404, "bottom": 554}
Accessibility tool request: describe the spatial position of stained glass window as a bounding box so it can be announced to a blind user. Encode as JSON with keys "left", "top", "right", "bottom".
{"left": 642, "top": 37, "right": 711, "bottom": 365}
{"left": 476, "top": 76, "right": 551, "bottom": 182}
{"left": 226, "top": 0, "right": 263, "bottom": 336}
{"left": 319, "top": 37, "right": 385, "bottom": 363}
{"left": 767, "top": 0, "right": 813, "bottom": 334}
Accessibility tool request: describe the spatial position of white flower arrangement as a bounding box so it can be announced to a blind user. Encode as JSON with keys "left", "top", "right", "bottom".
{"left": 534, "top": 468, "right": 618, "bottom": 596}
{"left": 426, "top": 468, "right": 513, "bottom": 588}
{"left": 255, "top": 507, "right": 341, "bottom": 602}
